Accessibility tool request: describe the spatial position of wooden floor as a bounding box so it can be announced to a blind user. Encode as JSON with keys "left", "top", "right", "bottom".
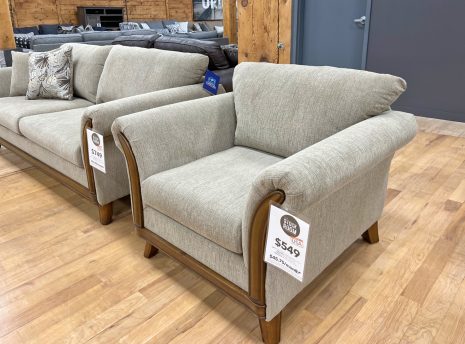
{"left": 1, "top": 117, "right": 465, "bottom": 343}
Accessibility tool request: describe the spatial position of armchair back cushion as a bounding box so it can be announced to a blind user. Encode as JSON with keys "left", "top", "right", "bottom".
{"left": 96, "top": 46, "right": 209, "bottom": 103}
{"left": 233, "top": 62, "right": 407, "bottom": 157}
{"left": 63, "top": 44, "right": 112, "bottom": 103}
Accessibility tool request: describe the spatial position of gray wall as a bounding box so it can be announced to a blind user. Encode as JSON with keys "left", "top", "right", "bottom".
{"left": 366, "top": 0, "right": 465, "bottom": 122}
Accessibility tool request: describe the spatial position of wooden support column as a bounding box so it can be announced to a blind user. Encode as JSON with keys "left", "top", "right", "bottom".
{"left": 223, "top": 0, "right": 237, "bottom": 44}
{"left": 238, "top": 0, "right": 292, "bottom": 64}
{"left": 0, "top": 0, "right": 15, "bottom": 50}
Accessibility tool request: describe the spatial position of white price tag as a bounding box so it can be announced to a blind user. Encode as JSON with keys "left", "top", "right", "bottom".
{"left": 86, "top": 129, "right": 106, "bottom": 174}
{"left": 264, "top": 205, "right": 310, "bottom": 282}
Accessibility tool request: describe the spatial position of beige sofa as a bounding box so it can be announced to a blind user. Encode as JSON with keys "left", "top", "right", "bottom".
{"left": 112, "top": 62, "right": 417, "bottom": 343}
{"left": 0, "top": 44, "right": 213, "bottom": 224}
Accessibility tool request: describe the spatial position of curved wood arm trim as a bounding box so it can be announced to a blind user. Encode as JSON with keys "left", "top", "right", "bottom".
{"left": 117, "top": 132, "right": 144, "bottom": 228}
{"left": 81, "top": 118, "right": 97, "bottom": 199}
{"left": 248, "top": 190, "right": 286, "bottom": 307}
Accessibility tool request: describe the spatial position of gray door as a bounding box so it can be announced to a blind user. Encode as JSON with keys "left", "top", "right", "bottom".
{"left": 366, "top": 0, "right": 465, "bottom": 122}
{"left": 294, "top": 0, "right": 370, "bottom": 69}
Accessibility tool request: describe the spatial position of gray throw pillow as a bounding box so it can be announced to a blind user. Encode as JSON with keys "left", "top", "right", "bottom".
{"left": 26, "top": 45, "right": 74, "bottom": 100}
{"left": 10, "top": 51, "right": 30, "bottom": 96}
{"left": 165, "top": 23, "right": 181, "bottom": 34}
{"left": 193, "top": 23, "right": 202, "bottom": 31}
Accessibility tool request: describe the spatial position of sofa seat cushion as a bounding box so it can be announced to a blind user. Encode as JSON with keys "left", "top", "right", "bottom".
{"left": 19, "top": 108, "right": 86, "bottom": 167}
{"left": 0, "top": 96, "right": 92, "bottom": 134}
{"left": 142, "top": 146, "right": 282, "bottom": 254}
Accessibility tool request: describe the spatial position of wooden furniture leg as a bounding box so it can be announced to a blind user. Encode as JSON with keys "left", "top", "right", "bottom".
{"left": 143, "top": 241, "right": 159, "bottom": 258}
{"left": 362, "top": 221, "right": 379, "bottom": 244}
{"left": 98, "top": 202, "right": 113, "bottom": 225}
{"left": 259, "top": 312, "right": 282, "bottom": 344}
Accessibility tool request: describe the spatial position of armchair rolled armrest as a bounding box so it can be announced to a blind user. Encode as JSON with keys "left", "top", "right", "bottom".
{"left": 112, "top": 92, "right": 237, "bottom": 182}
{"left": 242, "top": 110, "right": 417, "bottom": 261}
{"left": 82, "top": 83, "right": 220, "bottom": 137}
{"left": 0, "top": 67, "right": 12, "bottom": 98}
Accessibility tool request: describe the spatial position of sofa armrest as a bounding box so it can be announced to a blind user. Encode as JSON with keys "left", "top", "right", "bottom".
{"left": 82, "top": 83, "right": 221, "bottom": 137}
{"left": 112, "top": 92, "right": 236, "bottom": 182}
{"left": 0, "top": 67, "right": 12, "bottom": 98}
{"left": 242, "top": 110, "right": 417, "bottom": 260}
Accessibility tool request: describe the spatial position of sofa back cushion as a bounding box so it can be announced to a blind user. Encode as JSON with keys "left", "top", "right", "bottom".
{"left": 63, "top": 44, "right": 112, "bottom": 103}
{"left": 154, "top": 36, "right": 229, "bottom": 70}
{"left": 233, "top": 62, "right": 407, "bottom": 157}
{"left": 9, "top": 51, "right": 30, "bottom": 96}
{"left": 81, "top": 31, "right": 122, "bottom": 42}
{"left": 96, "top": 45, "right": 209, "bottom": 103}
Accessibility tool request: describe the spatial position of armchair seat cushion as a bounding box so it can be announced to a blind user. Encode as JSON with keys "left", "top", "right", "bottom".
{"left": 19, "top": 108, "right": 86, "bottom": 167}
{"left": 142, "top": 146, "right": 282, "bottom": 254}
{"left": 0, "top": 96, "right": 92, "bottom": 134}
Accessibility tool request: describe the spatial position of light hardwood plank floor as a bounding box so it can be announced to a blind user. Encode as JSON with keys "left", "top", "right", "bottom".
{"left": 1, "top": 117, "right": 465, "bottom": 343}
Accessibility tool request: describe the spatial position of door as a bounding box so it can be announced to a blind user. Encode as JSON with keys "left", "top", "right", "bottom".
{"left": 366, "top": 0, "right": 465, "bottom": 121}
{"left": 295, "top": 0, "right": 370, "bottom": 69}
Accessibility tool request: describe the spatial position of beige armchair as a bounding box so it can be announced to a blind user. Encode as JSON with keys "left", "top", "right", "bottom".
{"left": 112, "top": 62, "right": 417, "bottom": 343}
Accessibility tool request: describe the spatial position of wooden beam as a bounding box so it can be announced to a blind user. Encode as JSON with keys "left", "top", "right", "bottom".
{"left": 238, "top": 0, "right": 292, "bottom": 64}
{"left": 278, "top": 0, "right": 292, "bottom": 64}
{"left": 0, "top": 0, "right": 15, "bottom": 50}
{"left": 223, "top": 0, "right": 237, "bottom": 44}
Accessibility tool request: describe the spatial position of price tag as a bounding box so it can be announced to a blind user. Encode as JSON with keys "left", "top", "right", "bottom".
{"left": 264, "top": 205, "right": 310, "bottom": 282}
{"left": 86, "top": 129, "right": 106, "bottom": 174}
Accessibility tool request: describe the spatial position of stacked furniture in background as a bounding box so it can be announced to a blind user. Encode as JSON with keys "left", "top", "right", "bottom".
{"left": 0, "top": 44, "right": 216, "bottom": 224}
{"left": 112, "top": 62, "right": 417, "bottom": 343}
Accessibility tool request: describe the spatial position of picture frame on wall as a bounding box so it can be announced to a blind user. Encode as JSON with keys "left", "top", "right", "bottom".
{"left": 193, "top": 0, "right": 223, "bottom": 21}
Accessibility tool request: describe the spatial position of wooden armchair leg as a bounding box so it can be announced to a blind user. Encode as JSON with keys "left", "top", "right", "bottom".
{"left": 362, "top": 221, "right": 379, "bottom": 244}
{"left": 259, "top": 313, "right": 282, "bottom": 344}
{"left": 143, "top": 241, "right": 159, "bottom": 258}
{"left": 98, "top": 202, "right": 113, "bottom": 225}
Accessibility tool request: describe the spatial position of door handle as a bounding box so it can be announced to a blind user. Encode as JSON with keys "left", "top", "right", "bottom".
{"left": 354, "top": 16, "right": 366, "bottom": 26}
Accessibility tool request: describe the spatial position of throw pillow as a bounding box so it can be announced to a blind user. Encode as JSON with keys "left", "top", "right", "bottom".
{"left": 14, "top": 32, "right": 34, "bottom": 49}
{"left": 165, "top": 23, "right": 181, "bottom": 34}
{"left": 9, "top": 51, "right": 30, "bottom": 96}
{"left": 193, "top": 23, "right": 202, "bottom": 31}
{"left": 215, "top": 26, "right": 224, "bottom": 35}
{"left": 140, "top": 22, "right": 151, "bottom": 30}
{"left": 177, "top": 21, "right": 189, "bottom": 33}
{"left": 26, "top": 46, "right": 74, "bottom": 100}
{"left": 199, "top": 22, "right": 211, "bottom": 31}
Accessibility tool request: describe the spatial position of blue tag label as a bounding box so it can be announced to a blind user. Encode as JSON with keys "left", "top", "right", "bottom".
{"left": 203, "top": 70, "right": 221, "bottom": 95}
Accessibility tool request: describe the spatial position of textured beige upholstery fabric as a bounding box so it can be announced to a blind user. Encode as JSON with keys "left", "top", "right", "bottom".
{"left": 0, "top": 96, "right": 92, "bottom": 134}
{"left": 87, "top": 84, "right": 220, "bottom": 205}
{"left": 233, "top": 62, "right": 407, "bottom": 157}
{"left": 96, "top": 46, "right": 209, "bottom": 103}
{"left": 144, "top": 206, "right": 248, "bottom": 291}
{"left": 0, "top": 124, "right": 87, "bottom": 186}
{"left": 112, "top": 93, "right": 237, "bottom": 182}
{"left": 63, "top": 44, "right": 112, "bottom": 103}
{"left": 9, "top": 51, "right": 29, "bottom": 96}
{"left": 0, "top": 67, "right": 12, "bottom": 97}
{"left": 242, "top": 111, "right": 417, "bottom": 266}
{"left": 264, "top": 157, "right": 395, "bottom": 320}
{"left": 142, "top": 147, "right": 282, "bottom": 253}
{"left": 84, "top": 83, "right": 212, "bottom": 137}
{"left": 19, "top": 108, "right": 86, "bottom": 167}
{"left": 113, "top": 64, "right": 417, "bottom": 322}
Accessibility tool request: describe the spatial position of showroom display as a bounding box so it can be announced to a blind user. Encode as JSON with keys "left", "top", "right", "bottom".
{"left": 112, "top": 62, "right": 417, "bottom": 343}
{"left": 0, "top": 44, "right": 216, "bottom": 224}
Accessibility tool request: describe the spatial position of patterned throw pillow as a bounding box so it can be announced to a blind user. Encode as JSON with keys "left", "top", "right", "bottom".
{"left": 165, "top": 23, "right": 181, "bottom": 34}
{"left": 26, "top": 46, "right": 74, "bottom": 100}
